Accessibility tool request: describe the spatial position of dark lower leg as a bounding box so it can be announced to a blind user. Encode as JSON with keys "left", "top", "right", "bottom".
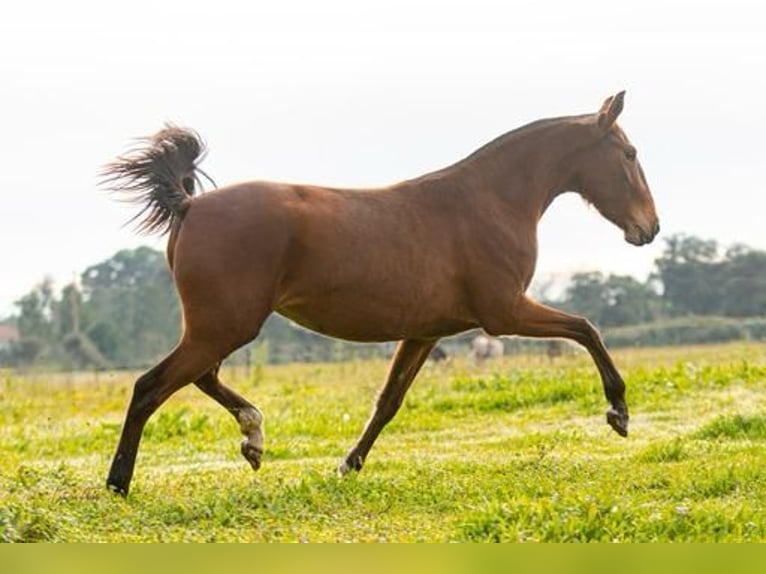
{"left": 500, "top": 297, "right": 629, "bottom": 436}
{"left": 577, "top": 332, "right": 628, "bottom": 436}
{"left": 340, "top": 339, "right": 436, "bottom": 474}
{"left": 194, "top": 367, "right": 264, "bottom": 471}
{"left": 106, "top": 343, "right": 217, "bottom": 496}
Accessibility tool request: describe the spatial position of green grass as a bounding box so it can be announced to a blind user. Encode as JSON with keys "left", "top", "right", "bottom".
{"left": 695, "top": 414, "right": 766, "bottom": 440}
{"left": 2, "top": 342, "right": 766, "bottom": 541}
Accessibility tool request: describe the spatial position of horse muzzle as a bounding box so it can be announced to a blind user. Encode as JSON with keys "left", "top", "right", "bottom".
{"left": 625, "top": 220, "right": 660, "bottom": 246}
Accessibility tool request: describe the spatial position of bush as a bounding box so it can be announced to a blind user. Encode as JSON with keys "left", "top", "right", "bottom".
{"left": 604, "top": 316, "right": 766, "bottom": 348}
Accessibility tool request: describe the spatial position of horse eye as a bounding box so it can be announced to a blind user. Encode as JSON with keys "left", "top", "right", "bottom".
{"left": 624, "top": 148, "right": 636, "bottom": 161}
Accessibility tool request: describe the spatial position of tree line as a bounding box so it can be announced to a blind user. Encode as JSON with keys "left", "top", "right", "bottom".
{"left": 555, "top": 234, "right": 766, "bottom": 325}
{"left": 2, "top": 234, "right": 765, "bottom": 369}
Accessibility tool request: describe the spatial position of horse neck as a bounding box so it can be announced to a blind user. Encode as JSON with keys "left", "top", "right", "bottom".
{"left": 440, "top": 117, "right": 591, "bottom": 221}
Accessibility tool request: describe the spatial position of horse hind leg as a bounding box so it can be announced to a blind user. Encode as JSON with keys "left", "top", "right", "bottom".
{"left": 106, "top": 338, "right": 221, "bottom": 496}
{"left": 189, "top": 300, "right": 273, "bottom": 472}
{"left": 195, "top": 366, "right": 265, "bottom": 471}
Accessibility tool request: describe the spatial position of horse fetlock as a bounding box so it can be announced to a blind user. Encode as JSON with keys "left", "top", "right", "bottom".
{"left": 237, "top": 407, "right": 264, "bottom": 435}
{"left": 237, "top": 408, "right": 265, "bottom": 471}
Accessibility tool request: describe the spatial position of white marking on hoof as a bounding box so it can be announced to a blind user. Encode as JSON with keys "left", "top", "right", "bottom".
{"left": 237, "top": 408, "right": 265, "bottom": 470}
{"left": 337, "top": 461, "right": 352, "bottom": 477}
{"left": 337, "top": 454, "right": 362, "bottom": 476}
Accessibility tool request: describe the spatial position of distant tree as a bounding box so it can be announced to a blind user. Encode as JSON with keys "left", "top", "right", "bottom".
{"left": 15, "top": 278, "right": 56, "bottom": 342}
{"left": 560, "top": 272, "right": 661, "bottom": 327}
{"left": 7, "top": 337, "right": 46, "bottom": 366}
{"left": 718, "top": 246, "right": 766, "bottom": 317}
{"left": 57, "top": 283, "right": 84, "bottom": 337}
{"left": 600, "top": 274, "right": 662, "bottom": 326}
{"left": 80, "top": 247, "right": 181, "bottom": 367}
{"left": 655, "top": 234, "right": 722, "bottom": 316}
{"left": 655, "top": 234, "right": 766, "bottom": 318}
{"left": 561, "top": 271, "right": 608, "bottom": 322}
{"left": 85, "top": 320, "right": 121, "bottom": 362}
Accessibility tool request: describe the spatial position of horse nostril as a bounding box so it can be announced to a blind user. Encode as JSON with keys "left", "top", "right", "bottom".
{"left": 653, "top": 221, "right": 660, "bottom": 237}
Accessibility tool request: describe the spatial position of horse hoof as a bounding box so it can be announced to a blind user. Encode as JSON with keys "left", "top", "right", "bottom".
{"left": 106, "top": 480, "right": 128, "bottom": 497}
{"left": 606, "top": 407, "right": 629, "bottom": 437}
{"left": 337, "top": 461, "right": 352, "bottom": 477}
{"left": 337, "top": 454, "right": 363, "bottom": 476}
{"left": 241, "top": 440, "right": 263, "bottom": 471}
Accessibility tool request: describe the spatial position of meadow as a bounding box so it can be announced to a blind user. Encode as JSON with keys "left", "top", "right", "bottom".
{"left": 2, "top": 342, "right": 766, "bottom": 542}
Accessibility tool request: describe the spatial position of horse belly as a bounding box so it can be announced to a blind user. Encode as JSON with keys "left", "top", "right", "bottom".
{"left": 275, "top": 281, "right": 475, "bottom": 342}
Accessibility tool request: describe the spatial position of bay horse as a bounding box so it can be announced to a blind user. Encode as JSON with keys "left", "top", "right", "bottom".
{"left": 103, "top": 92, "right": 659, "bottom": 495}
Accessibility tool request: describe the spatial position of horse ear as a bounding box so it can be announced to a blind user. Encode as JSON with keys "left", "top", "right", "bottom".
{"left": 598, "top": 91, "right": 625, "bottom": 130}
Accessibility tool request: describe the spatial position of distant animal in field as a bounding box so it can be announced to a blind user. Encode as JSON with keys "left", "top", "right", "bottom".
{"left": 103, "top": 91, "right": 659, "bottom": 495}
{"left": 470, "top": 335, "right": 504, "bottom": 361}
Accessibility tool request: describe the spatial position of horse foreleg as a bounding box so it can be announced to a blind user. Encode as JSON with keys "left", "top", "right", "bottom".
{"left": 195, "top": 366, "right": 265, "bottom": 472}
{"left": 339, "top": 338, "right": 436, "bottom": 475}
{"left": 496, "top": 296, "right": 629, "bottom": 437}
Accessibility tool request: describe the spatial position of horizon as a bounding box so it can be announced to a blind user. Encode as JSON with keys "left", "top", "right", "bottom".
{"left": 2, "top": 0, "right": 765, "bottom": 317}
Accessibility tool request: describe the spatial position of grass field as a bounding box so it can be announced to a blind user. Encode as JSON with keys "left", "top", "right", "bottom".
{"left": 2, "top": 342, "right": 766, "bottom": 542}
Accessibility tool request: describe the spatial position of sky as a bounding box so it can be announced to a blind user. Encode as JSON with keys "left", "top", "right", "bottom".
{"left": 1, "top": 0, "right": 765, "bottom": 317}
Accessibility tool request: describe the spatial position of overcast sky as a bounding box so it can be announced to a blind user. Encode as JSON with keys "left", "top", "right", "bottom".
{"left": 1, "top": 0, "right": 764, "bottom": 317}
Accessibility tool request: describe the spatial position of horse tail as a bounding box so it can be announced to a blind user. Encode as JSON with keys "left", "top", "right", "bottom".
{"left": 102, "top": 124, "right": 209, "bottom": 235}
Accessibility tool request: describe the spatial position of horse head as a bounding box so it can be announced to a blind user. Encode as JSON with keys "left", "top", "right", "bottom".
{"left": 572, "top": 91, "right": 660, "bottom": 246}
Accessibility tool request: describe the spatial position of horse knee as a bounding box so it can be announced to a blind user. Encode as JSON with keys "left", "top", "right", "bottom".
{"left": 573, "top": 316, "right": 605, "bottom": 346}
